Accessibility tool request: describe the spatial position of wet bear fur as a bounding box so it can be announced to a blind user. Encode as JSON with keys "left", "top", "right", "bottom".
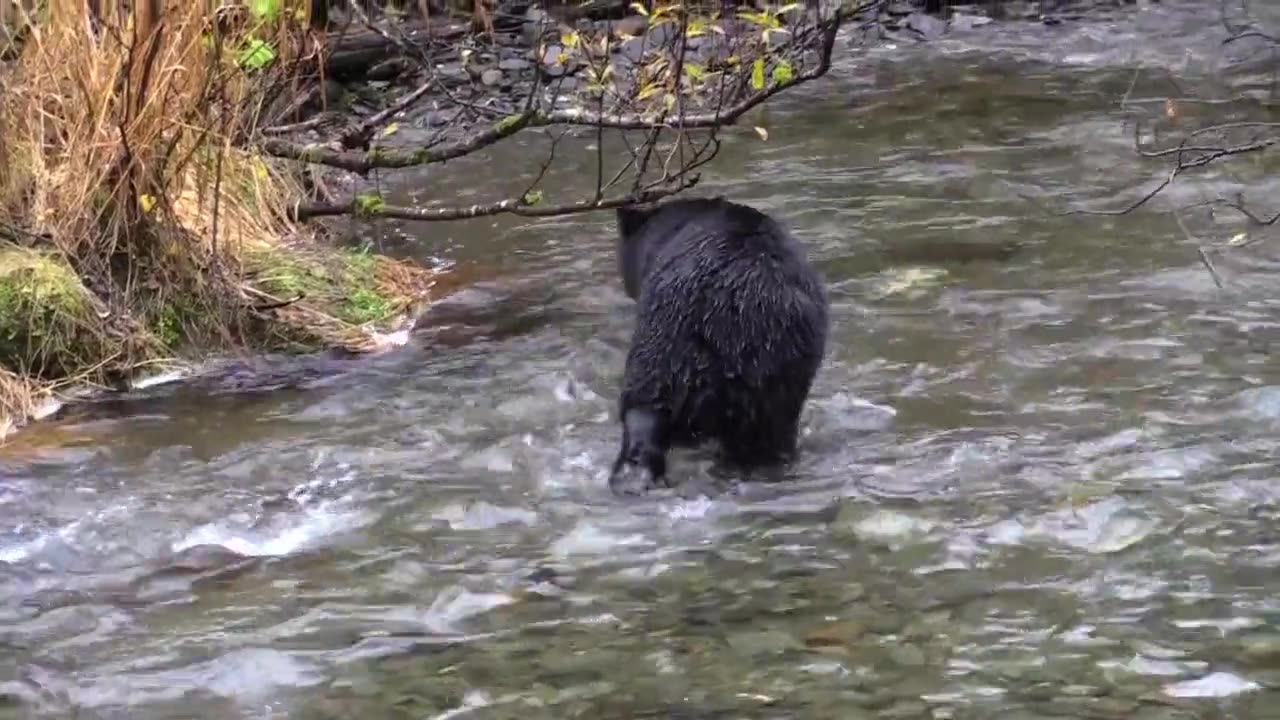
{"left": 608, "top": 196, "right": 829, "bottom": 495}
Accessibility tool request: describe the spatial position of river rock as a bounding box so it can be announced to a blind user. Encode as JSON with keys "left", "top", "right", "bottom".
{"left": 602, "top": 14, "right": 647, "bottom": 38}
{"left": 726, "top": 629, "right": 803, "bottom": 657}
{"left": 421, "top": 109, "right": 456, "bottom": 128}
{"left": 1240, "top": 633, "right": 1280, "bottom": 666}
{"left": 434, "top": 61, "right": 467, "bottom": 81}
{"left": 498, "top": 57, "right": 531, "bottom": 72}
{"left": 645, "top": 19, "right": 678, "bottom": 47}
{"left": 481, "top": 68, "right": 504, "bottom": 86}
{"left": 887, "top": 642, "right": 927, "bottom": 668}
{"left": 523, "top": 4, "right": 552, "bottom": 45}
{"left": 905, "top": 11, "right": 948, "bottom": 41}
{"left": 540, "top": 44, "right": 571, "bottom": 78}
{"left": 617, "top": 36, "right": 646, "bottom": 65}
{"left": 366, "top": 57, "right": 411, "bottom": 81}
{"left": 950, "top": 13, "right": 993, "bottom": 32}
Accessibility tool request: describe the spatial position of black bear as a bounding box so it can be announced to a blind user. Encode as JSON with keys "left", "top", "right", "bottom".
{"left": 608, "top": 196, "right": 830, "bottom": 495}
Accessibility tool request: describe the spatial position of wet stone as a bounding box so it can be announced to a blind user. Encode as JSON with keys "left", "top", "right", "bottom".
{"left": 434, "top": 61, "right": 466, "bottom": 80}
{"left": 951, "top": 13, "right": 994, "bottom": 31}
{"left": 805, "top": 620, "right": 867, "bottom": 653}
{"left": 880, "top": 699, "right": 929, "bottom": 718}
{"left": 905, "top": 12, "right": 948, "bottom": 41}
{"left": 540, "top": 44, "right": 571, "bottom": 78}
{"left": 480, "top": 68, "right": 504, "bottom": 86}
{"left": 421, "top": 110, "right": 455, "bottom": 128}
{"left": 1239, "top": 633, "right": 1280, "bottom": 666}
{"left": 726, "top": 629, "right": 803, "bottom": 657}
{"left": 1048, "top": 695, "right": 1140, "bottom": 718}
{"left": 522, "top": 5, "right": 551, "bottom": 45}
{"left": 617, "top": 36, "right": 646, "bottom": 65}
{"left": 887, "top": 642, "right": 927, "bottom": 668}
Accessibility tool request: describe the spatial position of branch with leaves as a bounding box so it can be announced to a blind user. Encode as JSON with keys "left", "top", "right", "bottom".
{"left": 252, "top": 0, "right": 886, "bottom": 222}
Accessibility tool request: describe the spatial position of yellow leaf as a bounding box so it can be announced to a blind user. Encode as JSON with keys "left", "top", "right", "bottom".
{"left": 751, "top": 57, "right": 765, "bottom": 90}
{"left": 771, "top": 59, "right": 793, "bottom": 85}
{"left": 251, "top": 156, "right": 270, "bottom": 182}
{"left": 652, "top": 3, "right": 681, "bottom": 20}
{"left": 753, "top": 126, "right": 768, "bottom": 141}
{"left": 139, "top": 194, "right": 157, "bottom": 214}
{"left": 638, "top": 82, "right": 661, "bottom": 100}
{"left": 382, "top": 122, "right": 400, "bottom": 137}
{"left": 776, "top": 2, "right": 802, "bottom": 15}
{"left": 561, "top": 30, "right": 580, "bottom": 48}
{"left": 630, "top": 2, "right": 649, "bottom": 16}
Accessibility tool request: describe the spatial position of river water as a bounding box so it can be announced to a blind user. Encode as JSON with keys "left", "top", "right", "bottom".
{"left": 6, "top": 2, "right": 1280, "bottom": 718}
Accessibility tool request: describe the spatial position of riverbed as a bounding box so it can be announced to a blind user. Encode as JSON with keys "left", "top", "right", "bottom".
{"left": 5, "top": 1, "right": 1280, "bottom": 718}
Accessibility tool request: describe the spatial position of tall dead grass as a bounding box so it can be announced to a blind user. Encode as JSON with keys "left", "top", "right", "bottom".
{"left": 0, "top": 1, "right": 440, "bottom": 437}
{"left": 0, "top": 1, "right": 316, "bottom": 379}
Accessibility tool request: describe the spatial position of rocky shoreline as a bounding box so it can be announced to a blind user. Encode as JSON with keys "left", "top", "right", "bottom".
{"left": 276, "top": 0, "right": 1153, "bottom": 152}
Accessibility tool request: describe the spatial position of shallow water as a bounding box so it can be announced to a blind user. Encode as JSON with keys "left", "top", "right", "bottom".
{"left": 7, "top": 2, "right": 1280, "bottom": 718}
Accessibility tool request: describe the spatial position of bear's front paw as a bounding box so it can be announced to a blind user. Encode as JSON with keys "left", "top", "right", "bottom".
{"left": 609, "top": 462, "right": 657, "bottom": 497}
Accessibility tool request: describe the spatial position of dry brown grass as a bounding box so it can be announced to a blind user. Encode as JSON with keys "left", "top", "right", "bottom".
{"left": 0, "top": 369, "right": 43, "bottom": 441}
{"left": 0, "top": 1, "right": 440, "bottom": 439}
{"left": 0, "top": 0, "right": 314, "bottom": 353}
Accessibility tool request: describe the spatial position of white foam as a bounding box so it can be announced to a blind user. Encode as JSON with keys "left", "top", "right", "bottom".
{"left": 1163, "top": 672, "right": 1260, "bottom": 699}
{"left": 171, "top": 501, "right": 367, "bottom": 558}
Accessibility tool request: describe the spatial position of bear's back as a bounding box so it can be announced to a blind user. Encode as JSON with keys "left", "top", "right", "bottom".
{"left": 643, "top": 198, "right": 823, "bottom": 308}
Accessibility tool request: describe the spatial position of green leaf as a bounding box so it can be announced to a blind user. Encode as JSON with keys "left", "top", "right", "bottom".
{"left": 770, "top": 59, "right": 793, "bottom": 86}
{"left": 522, "top": 190, "right": 544, "bottom": 206}
{"left": 236, "top": 36, "right": 277, "bottom": 71}
{"left": 750, "top": 57, "right": 765, "bottom": 90}
{"left": 249, "top": 0, "right": 282, "bottom": 21}
{"left": 353, "top": 193, "right": 386, "bottom": 217}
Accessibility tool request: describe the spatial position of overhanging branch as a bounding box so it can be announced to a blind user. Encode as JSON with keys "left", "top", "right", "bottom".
{"left": 256, "top": 2, "right": 856, "bottom": 176}
{"left": 291, "top": 176, "right": 701, "bottom": 221}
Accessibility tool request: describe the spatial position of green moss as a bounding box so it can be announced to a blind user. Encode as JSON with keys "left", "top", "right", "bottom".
{"left": 342, "top": 287, "right": 392, "bottom": 324}
{"left": 244, "top": 243, "right": 403, "bottom": 335}
{"left": 353, "top": 192, "right": 386, "bottom": 218}
{"left": 334, "top": 247, "right": 395, "bottom": 325}
{"left": 145, "top": 293, "right": 205, "bottom": 351}
{"left": 0, "top": 246, "right": 107, "bottom": 379}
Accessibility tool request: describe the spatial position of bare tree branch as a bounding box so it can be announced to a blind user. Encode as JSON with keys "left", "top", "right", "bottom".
{"left": 248, "top": 0, "right": 888, "bottom": 229}
{"left": 292, "top": 176, "right": 701, "bottom": 221}
{"left": 257, "top": 2, "right": 861, "bottom": 176}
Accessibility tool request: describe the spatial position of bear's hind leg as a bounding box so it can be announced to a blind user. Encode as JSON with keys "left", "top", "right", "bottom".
{"left": 716, "top": 391, "right": 806, "bottom": 476}
{"left": 609, "top": 406, "right": 671, "bottom": 496}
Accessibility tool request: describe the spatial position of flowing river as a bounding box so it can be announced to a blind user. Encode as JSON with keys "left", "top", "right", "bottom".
{"left": 6, "top": 1, "right": 1280, "bottom": 717}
